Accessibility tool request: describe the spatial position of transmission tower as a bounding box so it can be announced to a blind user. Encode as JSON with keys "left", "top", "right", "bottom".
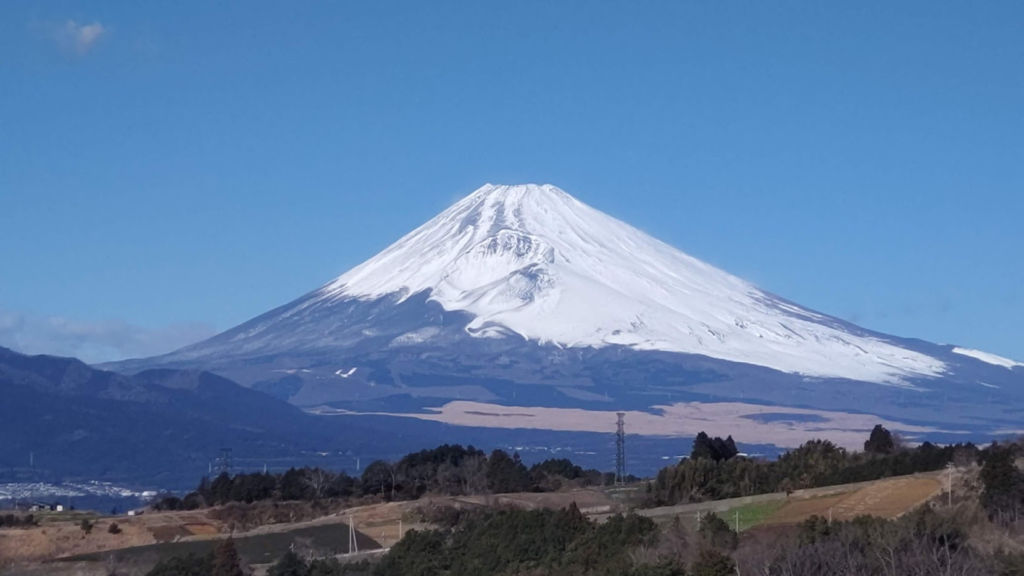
{"left": 219, "top": 447, "right": 233, "bottom": 475}
{"left": 615, "top": 412, "right": 626, "bottom": 485}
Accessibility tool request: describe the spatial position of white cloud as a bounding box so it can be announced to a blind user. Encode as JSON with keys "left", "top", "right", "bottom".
{"left": 0, "top": 308, "right": 216, "bottom": 364}
{"left": 54, "top": 20, "right": 107, "bottom": 56}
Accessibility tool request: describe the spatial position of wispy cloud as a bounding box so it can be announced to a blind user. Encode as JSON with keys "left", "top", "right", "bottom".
{"left": 0, "top": 308, "right": 216, "bottom": 364}
{"left": 52, "top": 20, "right": 108, "bottom": 56}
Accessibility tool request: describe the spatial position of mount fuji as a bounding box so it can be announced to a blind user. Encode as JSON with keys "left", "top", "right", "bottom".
{"left": 109, "top": 184, "right": 1024, "bottom": 450}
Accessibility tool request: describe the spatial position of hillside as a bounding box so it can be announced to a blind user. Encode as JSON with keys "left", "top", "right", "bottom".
{"left": 0, "top": 347, "right": 432, "bottom": 487}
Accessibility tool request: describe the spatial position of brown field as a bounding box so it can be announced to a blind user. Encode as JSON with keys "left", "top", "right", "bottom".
{"left": 337, "top": 489, "right": 616, "bottom": 548}
{"left": 0, "top": 507, "right": 236, "bottom": 563}
{"left": 453, "top": 488, "right": 617, "bottom": 513}
{"left": 182, "top": 523, "right": 220, "bottom": 536}
{"left": 0, "top": 478, "right": 937, "bottom": 571}
{"left": 0, "top": 516, "right": 157, "bottom": 564}
{"left": 0, "top": 488, "right": 614, "bottom": 566}
{"left": 766, "top": 476, "right": 942, "bottom": 525}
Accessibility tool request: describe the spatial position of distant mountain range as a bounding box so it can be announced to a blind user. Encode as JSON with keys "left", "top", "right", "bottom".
{"left": 0, "top": 346, "right": 424, "bottom": 487}
{"left": 104, "top": 184, "right": 1024, "bottom": 449}
{"left": 3, "top": 345, "right": 672, "bottom": 488}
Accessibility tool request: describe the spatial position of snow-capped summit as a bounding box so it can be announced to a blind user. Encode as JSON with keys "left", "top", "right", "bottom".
{"left": 309, "top": 183, "right": 944, "bottom": 384}
{"left": 108, "top": 182, "right": 1023, "bottom": 446}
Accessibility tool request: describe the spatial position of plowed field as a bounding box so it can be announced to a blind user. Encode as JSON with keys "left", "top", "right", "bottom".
{"left": 766, "top": 476, "right": 942, "bottom": 525}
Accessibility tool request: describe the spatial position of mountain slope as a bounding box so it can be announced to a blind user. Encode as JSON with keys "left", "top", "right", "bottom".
{"left": 0, "top": 347, "right": 426, "bottom": 487}
{"left": 108, "top": 184, "right": 1024, "bottom": 443}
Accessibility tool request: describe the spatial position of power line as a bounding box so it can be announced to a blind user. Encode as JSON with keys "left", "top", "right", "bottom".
{"left": 615, "top": 412, "right": 626, "bottom": 486}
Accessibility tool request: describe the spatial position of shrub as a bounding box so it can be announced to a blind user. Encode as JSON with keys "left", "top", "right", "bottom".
{"left": 698, "top": 512, "right": 738, "bottom": 551}
{"left": 691, "top": 549, "right": 735, "bottom": 576}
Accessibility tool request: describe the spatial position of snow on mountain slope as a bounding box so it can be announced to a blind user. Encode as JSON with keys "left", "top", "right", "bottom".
{"left": 311, "top": 183, "right": 946, "bottom": 385}
{"left": 952, "top": 347, "right": 1023, "bottom": 370}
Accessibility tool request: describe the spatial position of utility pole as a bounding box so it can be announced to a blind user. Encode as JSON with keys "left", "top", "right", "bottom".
{"left": 946, "top": 462, "right": 955, "bottom": 507}
{"left": 346, "top": 515, "right": 360, "bottom": 554}
{"left": 735, "top": 510, "right": 740, "bottom": 533}
{"left": 219, "top": 448, "right": 233, "bottom": 475}
{"left": 347, "top": 516, "right": 354, "bottom": 554}
{"left": 614, "top": 413, "right": 626, "bottom": 486}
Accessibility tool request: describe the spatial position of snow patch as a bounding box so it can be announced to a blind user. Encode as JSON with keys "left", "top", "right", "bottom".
{"left": 390, "top": 326, "right": 442, "bottom": 347}
{"left": 952, "top": 347, "right": 1024, "bottom": 370}
{"left": 335, "top": 368, "right": 357, "bottom": 378}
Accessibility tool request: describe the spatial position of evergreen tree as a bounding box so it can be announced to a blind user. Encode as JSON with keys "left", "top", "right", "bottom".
{"left": 376, "top": 528, "right": 450, "bottom": 576}
{"left": 691, "top": 432, "right": 716, "bottom": 461}
{"left": 269, "top": 550, "right": 309, "bottom": 576}
{"left": 210, "top": 472, "right": 233, "bottom": 505}
{"left": 308, "top": 558, "right": 345, "bottom": 576}
{"left": 485, "top": 449, "right": 531, "bottom": 493}
{"left": 307, "top": 557, "right": 348, "bottom": 573}
{"left": 980, "top": 444, "right": 1024, "bottom": 520}
{"left": 279, "top": 468, "right": 310, "bottom": 501}
{"left": 691, "top": 432, "right": 737, "bottom": 462}
{"left": 864, "top": 424, "right": 896, "bottom": 455}
{"left": 723, "top": 436, "right": 739, "bottom": 459}
{"left": 697, "top": 512, "right": 738, "bottom": 551}
{"left": 212, "top": 537, "right": 244, "bottom": 576}
{"left": 196, "top": 476, "right": 213, "bottom": 505}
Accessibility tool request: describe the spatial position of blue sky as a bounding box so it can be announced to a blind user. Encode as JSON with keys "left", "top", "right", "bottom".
{"left": 1, "top": 2, "right": 1022, "bottom": 363}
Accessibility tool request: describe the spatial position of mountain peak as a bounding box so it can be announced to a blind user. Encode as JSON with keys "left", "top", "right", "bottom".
{"left": 107, "top": 182, "right": 1024, "bottom": 449}
{"left": 308, "top": 183, "right": 947, "bottom": 384}
{"left": 452, "top": 183, "right": 579, "bottom": 230}
{"left": 473, "top": 183, "right": 566, "bottom": 197}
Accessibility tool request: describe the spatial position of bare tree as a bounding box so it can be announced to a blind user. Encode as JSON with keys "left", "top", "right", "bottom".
{"left": 304, "top": 468, "right": 335, "bottom": 501}
{"left": 459, "top": 454, "right": 488, "bottom": 495}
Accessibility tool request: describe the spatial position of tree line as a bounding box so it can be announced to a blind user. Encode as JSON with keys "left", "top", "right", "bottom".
{"left": 143, "top": 430, "right": 1024, "bottom": 576}
{"left": 645, "top": 425, "right": 979, "bottom": 506}
{"left": 250, "top": 451, "right": 1024, "bottom": 576}
{"left": 0, "top": 513, "right": 36, "bottom": 529}
{"left": 155, "top": 445, "right": 613, "bottom": 511}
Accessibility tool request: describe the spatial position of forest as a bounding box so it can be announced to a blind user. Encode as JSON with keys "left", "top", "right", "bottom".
{"left": 153, "top": 445, "right": 619, "bottom": 512}
{"left": 644, "top": 426, "right": 977, "bottom": 506}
